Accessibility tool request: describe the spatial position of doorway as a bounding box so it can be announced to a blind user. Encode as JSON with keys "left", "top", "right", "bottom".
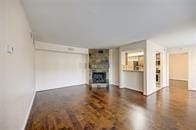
{"left": 169, "top": 53, "right": 188, "bottom": 89}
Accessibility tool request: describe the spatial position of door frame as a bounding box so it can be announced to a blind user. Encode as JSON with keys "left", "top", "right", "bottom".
{"left": 167, "top": 50, "right": 190, "bottom": 90}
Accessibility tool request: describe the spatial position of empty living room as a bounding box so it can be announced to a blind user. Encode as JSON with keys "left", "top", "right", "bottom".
{"left": 1, "top": 0, "right": 196, "bottom": 130}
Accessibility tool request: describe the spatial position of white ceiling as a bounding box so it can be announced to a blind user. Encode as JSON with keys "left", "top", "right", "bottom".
{"left": 22, "top": 0, "right": 196, "bottom": 48}
{"left": 150, "top": 27, "right": 196, "bottom": 48}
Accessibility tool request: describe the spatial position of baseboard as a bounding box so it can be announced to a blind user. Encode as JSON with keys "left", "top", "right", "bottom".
{"left": 169, "top": 79, "right": 188, "bottom": 81}
{"left": 119, "top": 86, "right": 124, "bottom": 89}
{"left": 36, "top": 84, "right": 87, "bottom": 92}
{"left": 189, "top": 87, "right": 196, "bottom": 91}
{"left": 119, "top": 85, "right": 143, "bottom": 93}
{"left": 144, "top": 89, "right": 157, "bottom": 96}
{"left": 22, "top": 90, "right": 36, "bottom": 130}
{"left": 91, "top": 83, "right": 109, "bottom": 88}
{"left": 125, "top": 87, "right": 143, "bottom": 93}
{"left": 111, "top": 83, "right": 120, "bottom": 86}
{"left": 144, "top": 86, "right": 168, "bottom": 96}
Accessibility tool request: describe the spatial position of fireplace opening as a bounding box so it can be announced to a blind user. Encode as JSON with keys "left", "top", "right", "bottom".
{"left": 92, "top": 72, "right": 106, "bottom": 83}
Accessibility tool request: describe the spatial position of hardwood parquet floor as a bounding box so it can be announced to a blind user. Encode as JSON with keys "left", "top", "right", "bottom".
{"left": 26, "top": 80, "right": 196, "bottom": 130}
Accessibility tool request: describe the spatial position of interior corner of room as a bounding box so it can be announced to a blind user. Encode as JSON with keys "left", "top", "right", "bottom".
{"left": 1, "top": 0, "right": 196, "bottom": 130}
{"left": 119, "top": 40, "right": 167, "bottom": 95}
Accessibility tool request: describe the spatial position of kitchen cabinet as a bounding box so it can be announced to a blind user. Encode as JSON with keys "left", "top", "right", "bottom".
{"left": 122, "top": 53, "right": 144, "bottom": 71}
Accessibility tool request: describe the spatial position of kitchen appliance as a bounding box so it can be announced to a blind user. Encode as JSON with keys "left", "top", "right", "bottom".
{"left": 156, "top": 69, "right": 160, "bottom": 84}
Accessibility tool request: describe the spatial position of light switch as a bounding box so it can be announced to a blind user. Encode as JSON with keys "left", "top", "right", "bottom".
{"left": 0, "top": 45, "right": 3, "bottom": 53}
{"left": 7, "top": 45, "right": 14, "bottom": 54}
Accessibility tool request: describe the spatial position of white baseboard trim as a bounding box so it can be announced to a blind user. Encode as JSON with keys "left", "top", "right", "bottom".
{"left": 111, "top": 84, "right": 120, "bottom": 86}
{"left": 91, "top": 83, "right": 108, "bottom": 88}
{"left": 189, "top": 88, "right": 196, "bottom": 91}
{"left": 119, "top": 85, "right": 143, "bottom": 92}
{"left": 36, "top": 84, "right": 87, "bottom": 92}
{"left": 145, "top": 86, "right": 168, "bottom": 96}
{"left": 169, "top": 78, "right": 188, "bottom": 81}
{"left": 125, "top": 87, "right": 143, "bottom": 93}
{"left": 22, "top": 90, "right": 36, "bottom": 130}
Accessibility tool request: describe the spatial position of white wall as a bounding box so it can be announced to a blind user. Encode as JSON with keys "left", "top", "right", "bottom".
{"left": 145, "top": 40, "right": 167, "bottom": 95}
{"left": 35, "top": 41, "right": 88, "bottom": 54}
{"left": 119, "top": 40, "right": 167, "bottom": 95}
{"left": 35, "top": 41, "right": 88, "bottom": 91}
{"left": 0, "top": 0, "right": 35, "bottom": 130}
{"left": 119, "top": 40, "right": 146, "bottom": 92}
{"left": 0, "top": 0, "right": 6, "bottom": 128}
{"left": 169, "top": 53, "right": 188, "bottom": 81}
{"left": 123, "top": 72, "right": 144, "bottom": 92}
{"left": 109, "top": 48, "right": 119, "bottom": 86}
{"left": 189, "top": 47, "right": 196, "bottom": 91}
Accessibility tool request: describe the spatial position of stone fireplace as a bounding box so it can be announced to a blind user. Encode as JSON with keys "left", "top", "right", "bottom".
{"left": 89, "top": 49, "right": 109, "bottom": 86}
{"left": 92, "top": 72, "right": 107, "bottom": 83}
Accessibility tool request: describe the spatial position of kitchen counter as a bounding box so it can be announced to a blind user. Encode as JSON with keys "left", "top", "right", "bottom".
{"left": 122, "top": 69, "right": 144, "bottom": 72}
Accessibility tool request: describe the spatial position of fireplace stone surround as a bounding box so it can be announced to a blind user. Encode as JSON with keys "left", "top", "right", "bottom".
{"left": 89, "top": 49, "right": 109, "bottom": 87}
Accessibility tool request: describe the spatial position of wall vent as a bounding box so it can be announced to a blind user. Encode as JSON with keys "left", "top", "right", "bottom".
{"left": 68, "top": 48, "right": 74, "bottom": 51}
